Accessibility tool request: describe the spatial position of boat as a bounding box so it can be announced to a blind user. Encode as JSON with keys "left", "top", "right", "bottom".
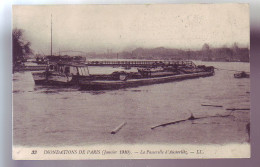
{"left": 78, "top": 63, "right": 215, "bottom": 90}
{"left": 234, "top": 71, "right": 250, "bottom": 78}
{"left": 32, "top": 62, "right": 90, "bottom": 85}
{"left": 32, "top": 15, "right": 90, "bottom": 86}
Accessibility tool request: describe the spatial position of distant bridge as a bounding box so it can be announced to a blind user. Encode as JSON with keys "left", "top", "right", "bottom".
{"left": 85, "top": 60, "right": 196, "bottom": 67}
{"left": 53, "top": 50, "right": 87, "bottom": 56}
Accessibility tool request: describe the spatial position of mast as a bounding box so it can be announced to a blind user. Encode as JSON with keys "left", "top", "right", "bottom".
{"left": 51, "top": 14, "right": 52, "bottom": 56}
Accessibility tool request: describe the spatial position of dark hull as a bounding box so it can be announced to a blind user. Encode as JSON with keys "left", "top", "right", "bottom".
{"left": 79, "top": 71, "right": 214, "bottom": 90}
{"left": 33, "top": 75, "right": 82, "bottom": 86}
{"left": 34, "top": 79, "right": 48, "bottom": 85}
{"left": 34, "top": 79, "right": 78, "bottom": 86}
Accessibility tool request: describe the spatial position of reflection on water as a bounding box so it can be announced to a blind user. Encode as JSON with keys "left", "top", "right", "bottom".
{"left": 13, "top": 62, "right": 250, "bottom": 146}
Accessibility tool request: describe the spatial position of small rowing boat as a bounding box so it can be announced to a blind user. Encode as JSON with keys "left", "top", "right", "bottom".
{"left": 234, "top": 71, "right": 250, "bottom": 78}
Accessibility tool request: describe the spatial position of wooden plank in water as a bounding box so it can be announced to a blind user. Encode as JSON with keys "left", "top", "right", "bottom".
{"left": 226, "top": 108, "right": 250, "bottom": 111}
{"left": 151, "top": 112, "right": 234, "bottom": 130}
{"left": 201, "top": 104, "right": 223, "bottom": 107}
{"left": 111, "top": 122, "right": 127, "bottom": 134}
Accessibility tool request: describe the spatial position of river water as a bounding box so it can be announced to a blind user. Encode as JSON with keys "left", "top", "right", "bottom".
{"left": 13, "top": 61, "right": 250, "bottom": 146}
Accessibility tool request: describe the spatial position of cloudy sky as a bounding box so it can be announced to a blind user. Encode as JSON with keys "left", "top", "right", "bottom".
{"left": 13, "top": 4, "right": 249, "bottom": 54}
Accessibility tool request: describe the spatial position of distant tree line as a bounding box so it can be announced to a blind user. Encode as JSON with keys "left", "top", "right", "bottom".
{"left": 86, "top": 43, "right": 249, "bottom": 62}
{"left": 13, "top": 28, "right": 248, "bottom": 64}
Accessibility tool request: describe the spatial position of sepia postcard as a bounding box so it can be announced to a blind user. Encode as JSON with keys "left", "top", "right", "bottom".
{"left": 12, "top": 4, "right": 250, "bottom": 160}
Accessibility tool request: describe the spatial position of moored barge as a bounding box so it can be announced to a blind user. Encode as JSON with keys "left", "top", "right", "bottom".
{"left": 79, "top": 71, "right": 214, "bottom": 90}
{"left": 32, "top": 60, "right": 214, "bottom": 90}
{"left": 78, "top": 63, "right": 215, "bottom": 90}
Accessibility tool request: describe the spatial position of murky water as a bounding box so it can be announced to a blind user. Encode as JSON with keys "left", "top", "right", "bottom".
{"left": 13, "top": 61, "right": 250, "bottom": 146}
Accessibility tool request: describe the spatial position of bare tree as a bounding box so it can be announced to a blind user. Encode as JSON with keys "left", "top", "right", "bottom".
{"left": 12, "top": 28, "right": 33, "bottom": 71}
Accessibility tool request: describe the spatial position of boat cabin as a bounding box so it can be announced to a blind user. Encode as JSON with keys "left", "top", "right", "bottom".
{"left": 47, "top": 63, "right": 90, "bottom": 76}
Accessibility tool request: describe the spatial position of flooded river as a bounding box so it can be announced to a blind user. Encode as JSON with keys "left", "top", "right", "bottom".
{"left": 13, "top": 61, "right": 250, "bottom": 146}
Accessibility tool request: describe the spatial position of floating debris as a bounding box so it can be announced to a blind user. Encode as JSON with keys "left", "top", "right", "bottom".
{"left": 201, "top": 104, "right": 223, "bottom": 108}
{"left": 13, "top": 90, "right": 22, "bottom": 93}
{"left": 111, "top": 122, "right": 127, "bottom": 134}
{"left": 41, "top": 90, "right": 59, "bottom": 94}
{"left": 151, "top": 112, "right": 233, "bottom": 130}
{"left": 226, "top": 108, "right": 250, "bottom": 111}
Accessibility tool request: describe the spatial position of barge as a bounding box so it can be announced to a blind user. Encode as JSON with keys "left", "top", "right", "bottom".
{"left": 78, "top": 63, "right": 215, "bottom": 90}
{"left": 79, "top": 71, "right": 214, "bottom": 90}
{"left": 31, "top": 61, "right": 214, "bottom": 89}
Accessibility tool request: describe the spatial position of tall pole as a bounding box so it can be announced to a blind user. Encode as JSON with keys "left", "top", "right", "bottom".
{"left": 51, "top": 14, "right": 52, "bottom": 56}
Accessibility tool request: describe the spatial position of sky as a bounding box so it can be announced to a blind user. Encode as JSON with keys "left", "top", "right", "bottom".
{"left": 12, "top": 4, "right": 249, "bottom": 55}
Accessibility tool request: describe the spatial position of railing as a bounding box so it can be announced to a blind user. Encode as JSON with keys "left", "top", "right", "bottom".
{"left": 85, "top": 60, "right": 196, "bottom": 67}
